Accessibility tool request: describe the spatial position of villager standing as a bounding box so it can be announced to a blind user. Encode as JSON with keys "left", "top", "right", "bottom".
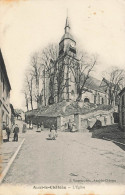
{"left": 13, "top": 124, "right": 19, "bottom": 142}
{"left": 41, "top": 122, "right": 44, "bottom": 131}
{"left": 6, "top": 124, "right": 11, "bottom": 142}
{"left": 50, "top": 124, "right": 57, "bottom": 140}
{"left": 68, "top": 119, "right": 73, "bottom": 132}
{"left": 37, "top": 123, "right": 41, "bottom": 132}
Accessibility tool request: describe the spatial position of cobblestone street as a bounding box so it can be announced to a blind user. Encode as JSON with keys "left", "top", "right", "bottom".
{"left": 2, "top": 128, "right": 125, "bottom": 185}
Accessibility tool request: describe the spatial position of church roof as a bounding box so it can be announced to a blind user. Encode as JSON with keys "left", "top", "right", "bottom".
{"left": 84, "top": 75, "right": 106, "bottom": 93}
{"left": 85, "top": 76, "right": 102, "bottom": 91}
{"left": 60, "top": 16, "right": 76, "bottom": 43}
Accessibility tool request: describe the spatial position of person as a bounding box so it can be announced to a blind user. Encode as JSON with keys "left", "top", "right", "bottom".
{"left": 41, "top": 122, "right": 44, "bottom": 131}
{"left": 37, "top": 123, "right": 41, "bottom": 132}
{"left": 6, "top": 124, "right": 11, "bottom": 142}
{"left": 22, "top": 123, "right": 26, "bottom": 133}
{"left": 27, "top": 121, "right": 30, "bottom": 129}
{"left": 50, "top": 124, "right": 57, "bottom": 140}
{"left": 13, "top": 124, "right": 19, "bottom": 142}
{"left": 29, "top": 121, "right": 33, "bottom": 129}
{"left": 68, "top": 119, "right": 73, "bottom": 132}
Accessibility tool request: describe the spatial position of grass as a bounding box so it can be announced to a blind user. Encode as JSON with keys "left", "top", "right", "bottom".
{"left": 25, "top": 101, "right": 114, "bottom": 117}
{"left": 92, "top": 124, "right": 125, "bottom": 144}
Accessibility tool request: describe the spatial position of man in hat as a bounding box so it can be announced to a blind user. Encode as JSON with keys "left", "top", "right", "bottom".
{"left": 5, "top": 124, "right": 11, "bottom": 142}
{"left": 13, "top": 124, "right": 19, "bottom": 142}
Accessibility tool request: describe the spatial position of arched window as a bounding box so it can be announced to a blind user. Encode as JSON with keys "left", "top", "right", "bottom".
{"left": 84, "top": 98, "right": 90, "bottom": 103}
{"left": 71, "top": 90, "right": 75, "bottom": 96}
{"left": 48, "top": 96, "right": 54, "bottom": 105}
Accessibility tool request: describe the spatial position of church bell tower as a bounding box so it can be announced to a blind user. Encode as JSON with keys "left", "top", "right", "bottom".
{"left": 54, "top": 16, "right": 79, "bottom": 103}
{"left": 59, "top": 16, "right": 76, "bottom": 56}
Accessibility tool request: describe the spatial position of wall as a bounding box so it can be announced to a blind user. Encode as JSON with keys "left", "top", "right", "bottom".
{"left": 25, "top": 114, "right": 57, "bottom": 129}
{"left": 81, "top": 90, "right": 108, "bottom": 105}
{"left": 57, "top": 109, "right": 114, "bottom": 132}
{"left": 119, "top": 91, "right": 125, "bottom": 131}
{"left": 0, "top": 64, "right": 11, "bottom": 132}
{"left": 74, "top": 110, "right": 114, "bottom": 132}
{"left": 57, "top": 114, "right": 74, "bottom": 131}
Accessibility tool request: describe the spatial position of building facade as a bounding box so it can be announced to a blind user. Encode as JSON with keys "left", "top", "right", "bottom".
{"left": 118, "top": 87, "right": 125, "bottom": 131}
{"left": 0, "top": 49, "right": 11, "bottom": 141}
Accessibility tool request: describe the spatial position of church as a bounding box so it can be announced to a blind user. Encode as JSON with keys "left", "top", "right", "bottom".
{"left": 40, "top": 17, "right": 111, "bottom": 107}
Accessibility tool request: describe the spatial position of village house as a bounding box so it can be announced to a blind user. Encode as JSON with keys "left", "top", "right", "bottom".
{"left": 0, "top": 49, "right": 11, "bottom": 141}
{"left": 118, "top": 87, "right": 125, "bottom": 131}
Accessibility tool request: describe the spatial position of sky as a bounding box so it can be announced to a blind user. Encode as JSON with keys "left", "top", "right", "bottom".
{"left": 0, "top": 0, "right": 125, "bottom": 110}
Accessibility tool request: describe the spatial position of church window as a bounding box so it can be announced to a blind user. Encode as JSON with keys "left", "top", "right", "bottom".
{"left": 59, "top": 49, "right": 64, "bottom": 55}
{"left": 3, "top": 78, "right": 5, "bottom": 92}
{"left": 94, "top": 95, "right": 96, "bottom": 104}
{"left": 84, "top": 98, "right": 90, "bottom": 103}
{"left": 71, "top": 90, "right": 75, "bottom": 96}
{"left": 69, "top": 47, "right": 76, "bottom": 54}
{"left": 122, "top": 95, "right": 124, "bottom": 106}
{"left": 102, "top": 97, "right": 104, "bottom": 104}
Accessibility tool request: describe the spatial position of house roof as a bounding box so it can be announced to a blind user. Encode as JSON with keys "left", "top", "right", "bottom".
{"left": 0, "top": 49, "right": 11, "bottom": 90}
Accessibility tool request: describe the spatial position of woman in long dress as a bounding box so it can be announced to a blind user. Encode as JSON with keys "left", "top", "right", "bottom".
{"left": 37, "top": 123, "right": 41, "bottom": 132}
{"left": 41, "top": 122, "right": 44, "bottom": 131}
{"left": 50, "top": 124, "right": 57, "bottom": 140}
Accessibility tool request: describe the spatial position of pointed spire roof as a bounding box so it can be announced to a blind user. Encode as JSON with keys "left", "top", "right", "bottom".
{"left": 65, "top": 17, "right": 70, "bottom": 29}
{"left": 65, "top": 16, "right": 70, "bottom": 33}
{"left": 60, "top": 15, "right": 76, "bottom": 43}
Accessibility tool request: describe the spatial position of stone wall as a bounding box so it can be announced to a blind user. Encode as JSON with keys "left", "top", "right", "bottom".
{"left": 57, "top": 114, "right": 74, "bottom": 131}
{"left": 57, "top": 110, "right": 115, "bottom": 132}
{"left": 74, "top": 110, "right": 114, "bottom": 131}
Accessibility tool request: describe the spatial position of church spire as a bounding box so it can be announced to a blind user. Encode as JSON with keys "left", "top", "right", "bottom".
{"left": 65, "top": 16, "right": 70, "bottom": 33}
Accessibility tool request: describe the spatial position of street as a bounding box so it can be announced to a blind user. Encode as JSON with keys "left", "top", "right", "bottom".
{"left": 2, "top": 128, "right": 125, "bottom": 185}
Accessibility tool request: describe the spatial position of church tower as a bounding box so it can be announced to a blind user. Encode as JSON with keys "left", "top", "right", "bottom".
{"left": 54, "top": 16, "right": 79, "bottom": 103}
{"left": 59, "top": 16, "right": 76, "bottom": 56}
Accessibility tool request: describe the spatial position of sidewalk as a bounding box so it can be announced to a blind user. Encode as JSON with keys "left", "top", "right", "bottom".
{"left": 0, "top": 132, "right": 25, "bottom": 178}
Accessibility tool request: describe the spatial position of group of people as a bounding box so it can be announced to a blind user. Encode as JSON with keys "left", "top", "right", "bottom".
{"left": 4, "top": 124, "right": 19, "bottom": 142}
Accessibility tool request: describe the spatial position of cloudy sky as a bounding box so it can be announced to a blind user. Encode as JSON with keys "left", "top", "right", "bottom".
{"left": 0, "top": 0, "right": 125, "bottom": 110}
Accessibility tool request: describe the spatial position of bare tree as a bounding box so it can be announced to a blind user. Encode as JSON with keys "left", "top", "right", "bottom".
{"left": 102, "top": 66, "right": 125, "bottom": 105}
{"left": 30, "top": 52, "right": 41, "bottom": 106}
{"left": 23, "top": 44, "right": 97, "bottom": 109}
{"left": 39, "top": 44, "right": 58, "bottom": 105}
{"left": 65, "top": 50, "right": 97, "bottom": 101}
{"left": 24, "top": 71, "right": 34, "bottom": 110}
{"left": 22, "top": 89, "right": 29, "bottom": 111}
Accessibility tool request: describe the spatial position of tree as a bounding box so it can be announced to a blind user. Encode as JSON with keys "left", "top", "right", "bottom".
{"left": 43, "top": 48, "right": 97, "bottom": 103}
{"left": 23, "top": 44, "right": 97, "bottom": 109}
{"left": 22, "top": 89, "right": 29, "bottom": 111}
{"left": 23, "top": 70, "right": 34, "bottom": 110}
{"left": 102, "top": 67, "right": 125, "bottom": 105}
{"left": 30, "top": 52, "right": 41, "bottom": 106}
{"left": 39, "top": 44, "right": 58, "bottom": 105}
{"left": 68, "top": 51, "right": 97, "bottom": 101}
